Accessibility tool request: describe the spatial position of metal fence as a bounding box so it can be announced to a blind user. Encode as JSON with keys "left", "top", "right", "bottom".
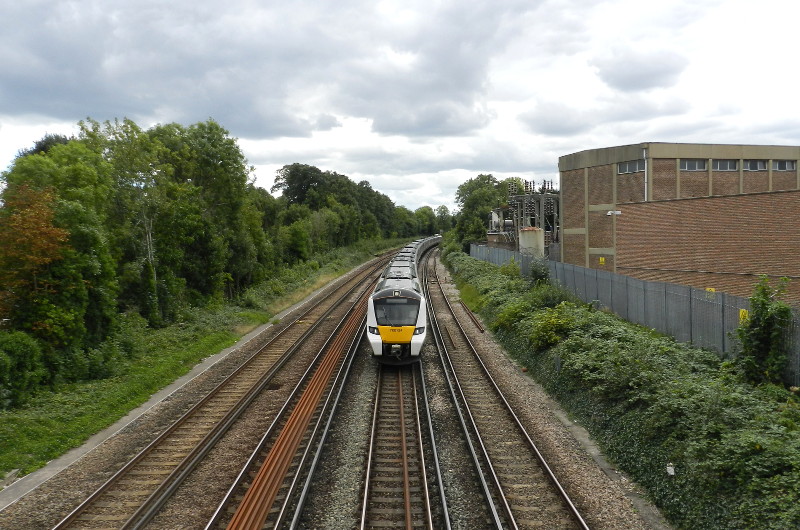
{"left": 469, "top": 244, "right": 800, "bottom": 386}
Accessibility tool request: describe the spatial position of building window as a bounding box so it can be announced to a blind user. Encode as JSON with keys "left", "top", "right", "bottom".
{"left": 679, "top": 159, "right": 707, "bottom": 171}
{"left": 618, "top": 159, "right": 645, "bottom": 174}
{"left": 744, "top": 160, "right": 767, "bottom": 171}
{"left": 773, "top": 160, "right": 797, "bottom": 171}
{"left": 712, "top": 159, "right": 738, "bottom": 171}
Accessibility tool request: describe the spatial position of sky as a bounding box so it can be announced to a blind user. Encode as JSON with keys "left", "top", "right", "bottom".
{"left": 2, "top": 0, "right": 799, "bottom": 213}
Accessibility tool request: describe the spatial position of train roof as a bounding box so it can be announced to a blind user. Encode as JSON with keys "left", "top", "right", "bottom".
{"left": 382, "top": 265, "right": 416, "bottom": 279}
{"left": 373, "top": 283, "right": 422, "bottom": 298}
{"left": 374, "top": 274, "right": 420, "bottom": 294}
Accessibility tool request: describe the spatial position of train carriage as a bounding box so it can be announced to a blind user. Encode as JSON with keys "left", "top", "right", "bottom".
{"left": 366, "top": 235, "right": 441, "bottom": 364}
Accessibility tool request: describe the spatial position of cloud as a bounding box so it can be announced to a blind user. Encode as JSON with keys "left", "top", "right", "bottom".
{"left": 591, "top": 48, "right": 689, "bottom": 92}
{"left": 5, "top": 0, "right": 800, "bottom": 214}
{"left": 519, "top": 92, "right": 690, "bottom": 138}
{"left": 519, "top": 102, "right": 596, "bottom": 136}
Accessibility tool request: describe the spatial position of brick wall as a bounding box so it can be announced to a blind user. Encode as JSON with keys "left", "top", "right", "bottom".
{"left": 773, "top": 170, "right": 798, "bottom": 191}
{"left": 563, "top": 232, "right": 586, "bottom": 265}
{"left": 589, "top": 253, "right": 615, "bottom": 271}
{"left": 712, "top": 171, "right": 738, "bottom": 195}
{"left": 743, "top": 170, "right": 769, "bottom": 193}
{"left": 588, "top": 211, "right": 613, "bottom": 248}
{"left": 562, "top": 169, "right": 585, "bottom": 229}
{"left": 616, "top": 191, "right": 800, "bottom": 301}
{"left": 588, "top": 165, "right": 613, "bottom": 205}
{"left": 681, "top": 171, "right": 710, "bottom": 198}
{"left": 617, "top": 172, "right": 646, "bottom": 203}
{"left": 651, "top": 159, "right": 677, "bottom": 200}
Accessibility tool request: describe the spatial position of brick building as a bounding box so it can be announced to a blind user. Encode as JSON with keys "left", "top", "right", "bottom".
{"left": 558, "top": 142, "right": 800, "bottom": 302}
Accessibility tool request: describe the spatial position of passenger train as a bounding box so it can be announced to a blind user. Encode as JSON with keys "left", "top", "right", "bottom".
{"left": 366, "top": 235, "right": 441, "bottom": 364}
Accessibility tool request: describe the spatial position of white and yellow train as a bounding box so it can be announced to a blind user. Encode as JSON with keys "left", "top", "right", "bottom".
{"left": 366, "top": 236, "right": 441, "bottom": 364}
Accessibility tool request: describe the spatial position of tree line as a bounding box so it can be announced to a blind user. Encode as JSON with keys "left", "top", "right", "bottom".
{"left": 0, "top": 118, "right": 452, "bottom": 407}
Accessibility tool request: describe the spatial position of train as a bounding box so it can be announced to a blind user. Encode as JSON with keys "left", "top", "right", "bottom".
{"left": 366, "top": 235, "right": 442, "bottom": 364}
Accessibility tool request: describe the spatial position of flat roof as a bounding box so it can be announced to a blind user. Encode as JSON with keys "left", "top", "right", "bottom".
{"left": 559, "top": 142, "right": 800, "bottom": 171}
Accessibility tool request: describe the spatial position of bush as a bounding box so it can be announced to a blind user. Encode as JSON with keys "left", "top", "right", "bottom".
{"left": 0, "top": 331, "right": 46, "bottom": 408}
{"left": 736, "top": 276, "right": 792, "bottom": 384}
{"left": 529, "top": 256, "right": 550, "bottom": 283}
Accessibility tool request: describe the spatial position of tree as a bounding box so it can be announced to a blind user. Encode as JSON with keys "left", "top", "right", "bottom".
{"left": 414, "top": 206, "right": 437, "bottom": 235}
{"left": 0, "top": 185, "right": 68, "bottom": 320}
{"left": 15, "top": 133, "right": 72, "bottom": 159}
{"left": 453, "top": 173, "right": 504, "bottom": 250}
{"left": 271, "top": 163, "right": 326, "bottom": 206}
{"left": 435, "top": 205, "right": 453, "bottom": 232}
{"left": 392, "top": 206, "right": 418, "bottom": 237}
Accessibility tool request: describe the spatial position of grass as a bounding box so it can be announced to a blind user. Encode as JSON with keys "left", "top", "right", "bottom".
{"left": 0, "top": 238, "right": 410, "bottom": 480}
{"left": 0, "top": 328, "right": 238, "bottom": 476}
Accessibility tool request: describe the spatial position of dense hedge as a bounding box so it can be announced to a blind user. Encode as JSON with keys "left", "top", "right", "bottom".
{"left": 444, "top": 250, "right": 800, "bottom": 529}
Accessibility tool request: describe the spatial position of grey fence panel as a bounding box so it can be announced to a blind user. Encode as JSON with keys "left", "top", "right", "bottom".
{"left": 548, "top": 243, "right": 561, "bottom": 261}
{"left": 561, "top": 263, "right": 573, "bottom": 293}
{"left": 583, "top": 267, "right": 599, "bottom": 303}
{"left": 488, "top": 247, "right": 500, "bottom": 266}
{"left": 665, "top": 284, "right": 692, "bottom": 343}
{"left": 549, "top": 261, "right": 560, "bottom": 284}
{"left": 644, "top": 281, "right": 667, "bottom": 331}
{"left": 788, "top": 312, "right": 800, "bottom": 387}
{"left": 469, "top": 244, "right": 800, "bottom": 385}
{"left": 722, "top": 294, "right": 749, "bottom": 357}
{"left": 626, "top": 277, "right": 647, "bottom": 327}
{"left": 574, "top": 265, "right": 588, "bottom": 301}
{"left": 520, "top": 252, "right": 533, "bottom": 278}
{"left": 596, "top": 270, "right": 614, "bottom": 308}
{"left": 691, "top": 289, "right": 725, "bottom": 352}
{"left": 611, "top": 273, "right": 629, "bottom": 320}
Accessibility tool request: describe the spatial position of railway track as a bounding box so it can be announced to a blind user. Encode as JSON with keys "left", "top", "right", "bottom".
{"left": 214, "top": 242, "right": 447, "bottom": 530}
{"left": 208, "top": 294, "right": 367, "bottom": 529}
{"left": 360, "top": 364, "right": 435, "bottom": 529}
{"left": 424, "top": 250, "right": 589, "bottom": 530}
{"left": 54, "top": 258, "right": 388, "bottom": 529}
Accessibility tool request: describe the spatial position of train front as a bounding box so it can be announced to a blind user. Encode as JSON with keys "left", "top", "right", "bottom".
{"left": 367, "top": 287, "right": 427, "bottom": 364}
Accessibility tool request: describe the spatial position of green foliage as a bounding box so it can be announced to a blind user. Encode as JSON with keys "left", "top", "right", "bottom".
{"left": 0, "top": 332, "right": 45, "bottom": 408}
{"left": 736, "top": 276, "right": 792, "bottom": 384}
{"left": 498, "top": 257, "right": 521, "bottom": 279}
{"left": 444, "top": 251, "right": 800, "bottom": 529}
{"left": 529, "top": 256, "right": 550, "bottom": 283}
{"left": 414, "top": 206, "right": 437, "bottom": 235}
{"left": 2, "top": 115, "right": 437, "bottom": 408}
{"left": 523, "top": 302, "right": 576, "bottom": 351}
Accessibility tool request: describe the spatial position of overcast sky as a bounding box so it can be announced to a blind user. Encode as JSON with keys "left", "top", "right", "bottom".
{"left": 1, "top": 0, "right": 798, "bottom": 212}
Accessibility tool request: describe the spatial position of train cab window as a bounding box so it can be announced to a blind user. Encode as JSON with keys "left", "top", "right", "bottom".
{"left": 374, "top": 297, "right": 420, "bottom": 326}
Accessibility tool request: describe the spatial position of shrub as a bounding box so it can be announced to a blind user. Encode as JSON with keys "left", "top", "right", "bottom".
{"left": 0, "top": 331, "right": 46, "bottom": 408}
{"left": 736, "top": 276, "right": 792, "bottom": 384}
{"left": 529, "top": 256, "right": 550, "bottom": 283}
{"left": 522, "top": 302, "right": 576, "bottom": 351}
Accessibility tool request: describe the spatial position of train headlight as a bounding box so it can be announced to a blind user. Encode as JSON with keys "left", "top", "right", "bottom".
{"left": 413, "top": 326, "right": 425, "bottom": 335}
{"left": 368, "top": 326, "right": 380, "bottom": 335}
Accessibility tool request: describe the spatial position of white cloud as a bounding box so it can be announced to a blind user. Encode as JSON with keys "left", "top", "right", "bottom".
{"left": 3, "top": 0, "right": 800, "bottom": 211}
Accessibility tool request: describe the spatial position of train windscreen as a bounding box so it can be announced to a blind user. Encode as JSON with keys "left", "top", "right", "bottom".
{"left": 374, "top": 297, "right": 420, "bottom": 327}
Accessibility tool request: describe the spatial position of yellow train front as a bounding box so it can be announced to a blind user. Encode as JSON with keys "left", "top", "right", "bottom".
{"left": 367, "top": 285, "right": 428, "bottom": 364}
{"left": 367, "top": 236, "right": 439, "bottom": 364}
